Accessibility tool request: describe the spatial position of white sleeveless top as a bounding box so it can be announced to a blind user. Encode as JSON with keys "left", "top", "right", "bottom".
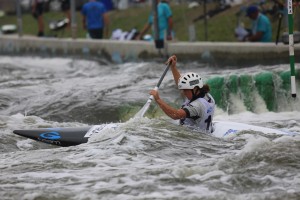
{"left": 180, "top": 93, "right": 215, "bottom": 133}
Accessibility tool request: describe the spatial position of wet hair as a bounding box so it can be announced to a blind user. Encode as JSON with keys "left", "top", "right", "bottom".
{"left": 191, "top": 84, "right": 210, "bottom": 101}
{"left": 200, "top": 84, "right": 210, "bottom": 94}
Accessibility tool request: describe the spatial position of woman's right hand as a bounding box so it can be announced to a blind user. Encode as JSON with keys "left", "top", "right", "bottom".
{"left": 149, "top": 89, "right": 160, "bottom": 101}
{"left": 166, "top": 55, "right": 177, "bottom": 68}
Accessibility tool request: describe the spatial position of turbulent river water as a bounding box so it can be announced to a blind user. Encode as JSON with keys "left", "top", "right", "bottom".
{"left": 1, "top": 56, "right": 300, "bottom": 200}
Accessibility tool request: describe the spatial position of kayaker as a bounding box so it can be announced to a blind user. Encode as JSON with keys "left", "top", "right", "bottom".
{"left": 150, "top": 55, "right": 216, "bottom": 133}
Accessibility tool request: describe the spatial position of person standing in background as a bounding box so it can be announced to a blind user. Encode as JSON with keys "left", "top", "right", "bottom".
{"left": 32, "top": 0, "right": 45, "bottom": 37}
{"left": 81, "top": 0, "right": 109, "bottom": 39}
{"left": 136, "top": 0, "right": 173, "bottom": 41}
{"left": 60, "top": 0, "right": 71, "bottom": 28}
{"left": 243, "top": 5, "right": 272, "bottom": 42}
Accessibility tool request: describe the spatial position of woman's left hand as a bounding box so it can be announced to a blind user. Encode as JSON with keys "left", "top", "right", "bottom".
{"left": 150, "top": 90, "right": 160, "bottom": 101}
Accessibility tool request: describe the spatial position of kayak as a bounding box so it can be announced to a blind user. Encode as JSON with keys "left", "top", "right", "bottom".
{"left": 212, "top": 121, "right": 295, "bottom": 137}
{"left": 13, "top": 121, "right": 296, "bottom": 147}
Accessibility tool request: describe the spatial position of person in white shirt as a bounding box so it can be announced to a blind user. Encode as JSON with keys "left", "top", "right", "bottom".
{"left": 150, "top": 55, "right": 216, "bottom": 133}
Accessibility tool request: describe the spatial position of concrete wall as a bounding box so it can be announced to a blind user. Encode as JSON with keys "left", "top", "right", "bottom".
{"left": 0, "top": 35, "right": 299, "bottom": 67}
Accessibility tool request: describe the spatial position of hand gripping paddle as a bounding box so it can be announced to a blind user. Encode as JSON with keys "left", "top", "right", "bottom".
{"left": 134, "top": 63, "right": 171, "bottom": 118}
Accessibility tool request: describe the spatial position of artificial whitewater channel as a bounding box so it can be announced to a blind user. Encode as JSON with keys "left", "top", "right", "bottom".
{"left": 0, "top": 51, "right": 300, "bottom": 199}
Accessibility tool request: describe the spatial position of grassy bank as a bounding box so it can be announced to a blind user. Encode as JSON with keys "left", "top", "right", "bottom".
{"left": 0, "top": 2, "right": 284, "bottom": 42}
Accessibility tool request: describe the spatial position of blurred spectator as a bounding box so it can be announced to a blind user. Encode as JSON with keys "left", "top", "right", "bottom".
{"left": 60, "top": 0, "right": 71, "bottom": 27}
{"left": 235, "top": 23, "right": 250, "bottom": 41}
{"left": 81, "top": 0, "right": 109, "bottom": 39}
{"left": 136, "top": 0, "right": 173, "bottom": 41}
{"left": 32, "top": 0, "right": 45, "bottom": 37}
{"left": 243, "top": 5, "right": 272, "bottom": 42}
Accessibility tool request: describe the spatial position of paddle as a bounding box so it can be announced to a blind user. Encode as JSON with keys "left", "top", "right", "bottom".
{"left": 134, "top": 62, "right": 171, "bottom": 118}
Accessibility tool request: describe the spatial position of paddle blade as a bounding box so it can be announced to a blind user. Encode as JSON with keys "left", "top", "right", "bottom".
{"left": 134, "top": 96, "right": 153, "bottom": 118}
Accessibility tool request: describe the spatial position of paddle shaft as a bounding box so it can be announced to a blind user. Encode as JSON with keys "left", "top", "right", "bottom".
{"left": 135, "top": 63, "right": 171, "bottom": 117}
{"left": 156, "top": 63, "right": 171, "bottom": 88}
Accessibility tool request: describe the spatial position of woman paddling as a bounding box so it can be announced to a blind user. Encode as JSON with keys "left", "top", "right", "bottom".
{"left": 150, "top": 55, "right": 216, "bottom": 133}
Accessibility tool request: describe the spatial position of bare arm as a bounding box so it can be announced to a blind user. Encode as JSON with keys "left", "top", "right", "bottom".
{"left": 136, "top": 23, "right": 151, "bottom": 40}
{"left": 32, "top": 0, "right": 37, "bottom": 12}
{"left": 167, "top": 17, "right": 173, "bottom": 40}
{"left": 150, "top": 90, "right": 186, "bottom": 120}
{"left": 149, "top": 55, "right": 186, "bottom": 120}
{"left": 167, "top": 55, "right": 181, "bottom": 86}
{"left": 103, "top": 12, "right": 109, "bottom": 38}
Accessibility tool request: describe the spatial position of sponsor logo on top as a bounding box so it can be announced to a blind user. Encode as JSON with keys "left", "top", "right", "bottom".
{"left": 223, "top": 129, "right": 238, "bottom": 136}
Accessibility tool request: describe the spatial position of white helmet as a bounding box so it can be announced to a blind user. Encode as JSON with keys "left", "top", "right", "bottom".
{"left": 178, "top": 72, "right": 203, "bottom": 89}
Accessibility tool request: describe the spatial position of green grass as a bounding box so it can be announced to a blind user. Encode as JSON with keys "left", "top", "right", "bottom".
{"left": 0, "top": 2, "right": 285, "bottom": 41}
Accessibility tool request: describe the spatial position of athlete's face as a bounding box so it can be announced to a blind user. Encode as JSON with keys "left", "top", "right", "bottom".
{"left": 182, "top": 89, "right": 193, "bottom": 100}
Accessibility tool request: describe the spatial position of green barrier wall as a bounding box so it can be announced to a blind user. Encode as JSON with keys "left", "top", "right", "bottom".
{"left": 239, "top": 74, "right": 254, "bottom": 112}
{"left": 207, "top": 70, "right": 300, "bottom": 112}
{"left": 206, "top": 76, "right": 227, "bottom": 110}
{"left": 254, "top": 72, "right": 275, "bottom": 111}
{"left": 227, "top": 75, "right": 238, "bottom": 95}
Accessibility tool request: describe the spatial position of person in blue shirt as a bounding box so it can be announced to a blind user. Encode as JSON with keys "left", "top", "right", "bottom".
{"left": 81, "top": 0, "right": 109, "bottom": 39}
{"left": 244, "top": 5, "right": 272, "bottom": 42}
{"left": 137, "top": 0, "right": 173, "bottom": 41}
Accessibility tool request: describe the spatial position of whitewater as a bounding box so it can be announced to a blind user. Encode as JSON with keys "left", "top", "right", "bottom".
{"left": 0, "top": 56, "right": 300, "bottom": 200}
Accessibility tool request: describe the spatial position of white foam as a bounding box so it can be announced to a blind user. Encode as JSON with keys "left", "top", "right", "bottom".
{"left": 16, "top": 139, "right": 34, "bottom": 150}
